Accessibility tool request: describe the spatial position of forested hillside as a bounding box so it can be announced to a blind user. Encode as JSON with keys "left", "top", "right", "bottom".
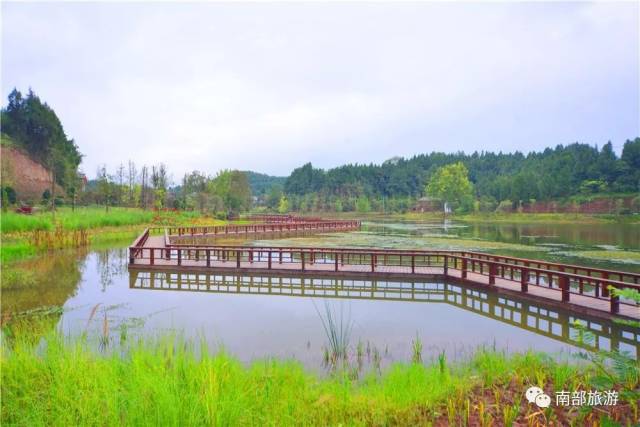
{"left": 243, "top": 171, "right": 286, "bottom": 196}
{"left": 1, "top": 89, "right": 82, "bottom": 201}
{"left": 282, "top": 140, "right": 640, "bottom": 212}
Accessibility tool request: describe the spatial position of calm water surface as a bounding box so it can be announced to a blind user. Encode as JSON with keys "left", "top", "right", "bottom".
{"left": 4, "top": 220, "right": 639, "bottom": 370}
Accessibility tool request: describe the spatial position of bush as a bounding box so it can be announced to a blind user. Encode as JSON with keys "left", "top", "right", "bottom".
{"left": 1, "top": 187, "right": 17, "bottom": 205}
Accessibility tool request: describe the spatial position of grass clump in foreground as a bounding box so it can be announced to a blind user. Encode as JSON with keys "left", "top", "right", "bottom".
{"left": 2, "top": 332, "right": 638, "bottom": 426}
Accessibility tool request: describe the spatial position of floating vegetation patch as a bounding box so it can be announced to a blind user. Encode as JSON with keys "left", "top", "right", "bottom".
{"left": 566, "top": 250, "right": 640, "bottom": 264}
{"left": 255, "top": 232, "right": 549, "bottom": 253}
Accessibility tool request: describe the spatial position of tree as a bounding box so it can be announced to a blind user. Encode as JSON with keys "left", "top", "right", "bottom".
{"left": 96, "top": 165, "right": 112, "bottom": 212}
{"left": 356, "top": 196, "right": 371, "bottom": 213}
{"left": 127, "top": 160, "right": 137, "bottom": 206}
{"left": 425, "top": 162, "right": 474, "bottom": 213}
{"left": 1, "top": 88, "right": 82, "bottom": 201}
{"left": 278, "top": 195, "right": 289, "bottom": 213}
{"left": 266, "top": 185, "right": 283, "bottom": 210}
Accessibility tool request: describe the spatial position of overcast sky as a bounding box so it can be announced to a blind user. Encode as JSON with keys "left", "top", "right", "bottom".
{"left": 2, "top": 2, "right": 638, "bottom": 179}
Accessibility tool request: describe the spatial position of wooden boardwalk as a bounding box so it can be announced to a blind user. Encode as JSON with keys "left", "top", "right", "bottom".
{"left": 129, "top": 227, "right": 640, "bottom": 321}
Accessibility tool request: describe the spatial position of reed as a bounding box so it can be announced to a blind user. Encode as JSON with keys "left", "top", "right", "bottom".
{"left": 313, "top": 300, "right": 352, "bottom": 367}
{"left": 411, "top": 333, "right": 423, "bottom": 363}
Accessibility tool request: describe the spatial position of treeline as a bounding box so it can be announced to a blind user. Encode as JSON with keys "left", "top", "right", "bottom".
{"left": 1, "top": 89, "right": 83, "bottom": 201}
{"left": 279, "top": 140, "right": 640, "bottom": 212}
{"left": 0, "top": 89, "right": 252, "bottom": 217}
{"left": 86, "top": 165, "right": 252, "bottom": 217}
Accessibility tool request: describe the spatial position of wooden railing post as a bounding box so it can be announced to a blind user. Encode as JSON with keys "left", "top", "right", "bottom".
{"left": 206, "top": 249, "right": 211, "bottom": 267}
{"left": 559, "top": 275, "right": 569, "bottom": 302}
{"left": 301, "top": 251, "right": 305, "bottom": 271}
{"left": 335, "top": 253, "right": 339, "bottom": 272}
{"left": 237, "top": 250, "right": 241, "bottom": 268}
{"left": 150, "top": 248, "right": 155, "bottom": 265}
{"left": 489, "top": 262, "right": 496, "bottom": 285}
{"left": 601, "top": 272, "right": 609, "bottom": 297}
{"left": 461, "top": 258, "right": 467, "bottom": 279}
{"left": 129, "top": 248, "right": 135, "bottom": 264}
{"left": 268, "top": 251, "right": 272, "bottom": 269}
{"left": 443, "top": 255, "right": 448, "bottom": 276}
{"left": 177, "top": 249, "right": 182, "bottom": 266}
{"left": 521, "top": 268, "right": 528, "bottom": 292}
{"left": 610, "top": 285, "right": 619, "bottom": 313}
{"left": 411, "top": 255, "right": 415, "bottom": 274}
{"left": 371, "top": 254, "right": 375, "bottom": 272}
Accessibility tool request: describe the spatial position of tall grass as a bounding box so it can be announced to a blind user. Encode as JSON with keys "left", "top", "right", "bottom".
{"left": 1, "top": 207, "right": 155, "bottom": 233}
{"left": 313, "top": 301, "right": 353, "bottom": 367}
{"left": 3, "top": 331, "right": 634, "bottom": 426}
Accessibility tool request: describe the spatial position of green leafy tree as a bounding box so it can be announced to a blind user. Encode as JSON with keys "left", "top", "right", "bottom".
{"left": 355, "top": 196, "right": 371, "bottom": 213}
{"left": 1, "top": 89, "right": 82, "bottom": 201}
{"left": 278, "top": 195, "right": 289, "bottom": 213}
{"left": 425, "top": 162, "right": 474, "bottom": 212}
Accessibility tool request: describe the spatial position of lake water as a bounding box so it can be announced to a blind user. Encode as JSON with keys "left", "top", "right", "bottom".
{"left": 3, "top": 219, "right": 639, "bottom": 370}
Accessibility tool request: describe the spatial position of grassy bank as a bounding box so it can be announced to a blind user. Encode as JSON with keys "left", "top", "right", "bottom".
{"left": 0, "top": 207, "right": 227, "bottom": 264}
{"left": 1, "top": 332, "right": 636, "bottom": 426}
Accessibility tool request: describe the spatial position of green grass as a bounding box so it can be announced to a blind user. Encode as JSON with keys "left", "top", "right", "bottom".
{"left": 1, "top": 207, "right": 155, "bottom": 232}
{"left": 0, "top": 207, "right": 229, "bottom": 263}
{"left": 1, "top": 331, "right": 636, "bottom": 426}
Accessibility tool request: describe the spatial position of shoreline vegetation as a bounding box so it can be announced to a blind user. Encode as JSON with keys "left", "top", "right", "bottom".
{"left": 1, "top": 330, "right": 638, "bottom": 426}
{"left": 1, "top": 206, "right": 637, "bottom": 264}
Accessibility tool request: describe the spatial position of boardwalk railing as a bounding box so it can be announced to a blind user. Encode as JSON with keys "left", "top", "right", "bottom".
{"left": 243, "top": 214, "right": 325, "bottom": 223}
{"left": 129, "top": 231, "right": 640, "bottom": 316}
{"left": 166, "top": 220, "right": 361, "bottom": 241}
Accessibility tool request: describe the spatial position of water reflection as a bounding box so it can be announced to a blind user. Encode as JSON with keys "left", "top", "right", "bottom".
{"left": 130, "top": 270, "right": 639, "bottom": 359}
{"left": 363, "top": 220, "right": 640, "bottom": 249}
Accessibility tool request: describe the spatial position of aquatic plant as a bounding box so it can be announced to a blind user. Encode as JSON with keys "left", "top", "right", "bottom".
{"left": 312, "top": 300, "right": 353, "bottom": 367}
{"left": 411, "top": 333, "right": 423, "bottom": 363}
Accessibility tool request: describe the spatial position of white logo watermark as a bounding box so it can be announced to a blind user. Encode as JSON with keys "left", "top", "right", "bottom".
{"left": 525, "top": 386, "right": 551, "bottom": 408}
{"left": 525, "top": 386, "right": 619, "bottom": 408}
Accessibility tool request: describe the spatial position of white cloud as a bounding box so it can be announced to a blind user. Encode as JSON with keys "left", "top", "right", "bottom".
{"left": 2, "top": 2, "right": 638, "bottom": 179}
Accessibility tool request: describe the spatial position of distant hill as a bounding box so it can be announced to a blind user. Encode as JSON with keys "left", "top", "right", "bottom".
{"left": 242, "top": 171, "right": 286, "bottom": 196}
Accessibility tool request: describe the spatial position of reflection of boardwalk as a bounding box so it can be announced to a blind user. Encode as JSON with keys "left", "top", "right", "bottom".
{"left": 129, "top": 228, "right": 640, "bottom": 321}
{"left": 129, "top": 270, "right": 640, "bottom": 357}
